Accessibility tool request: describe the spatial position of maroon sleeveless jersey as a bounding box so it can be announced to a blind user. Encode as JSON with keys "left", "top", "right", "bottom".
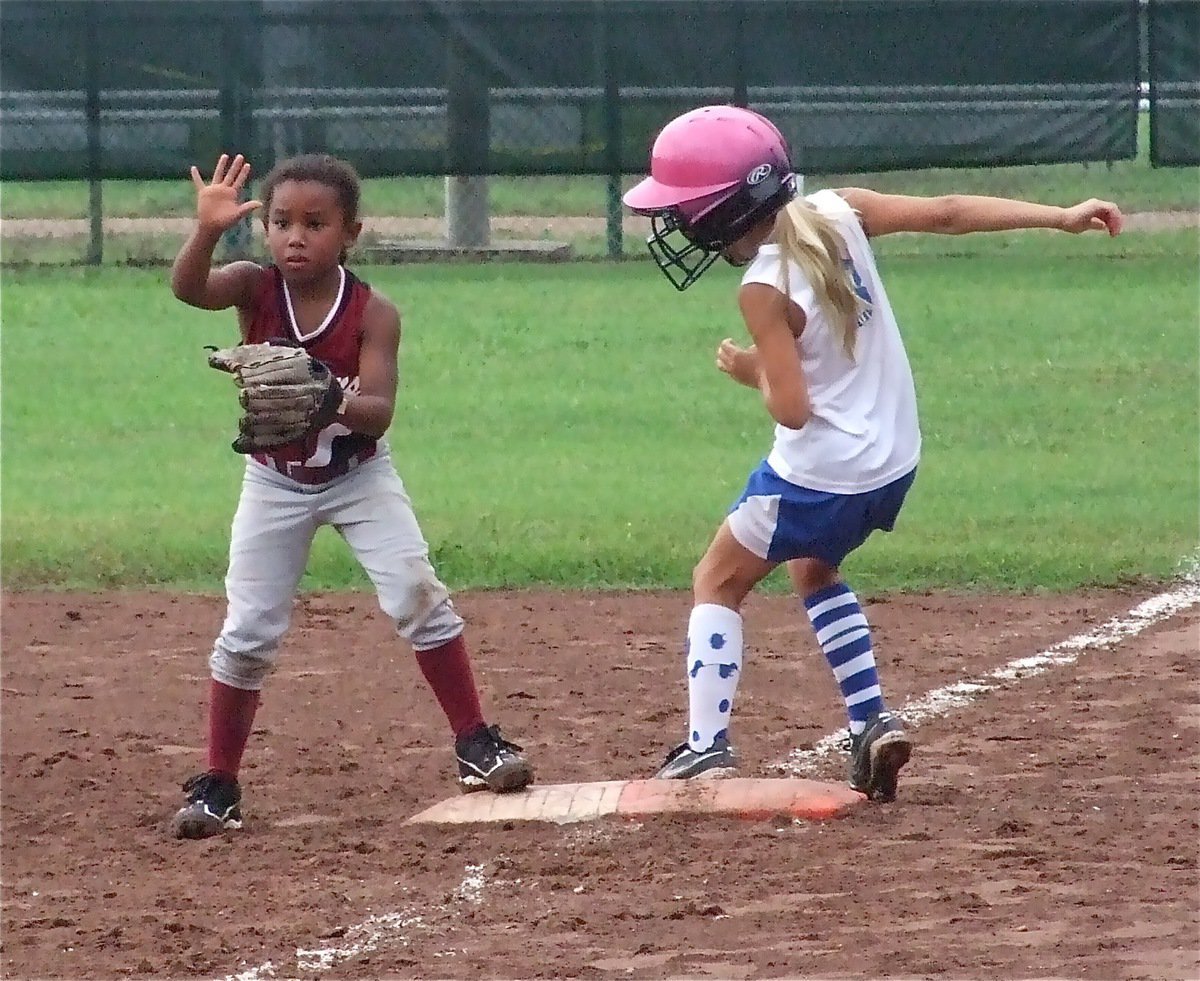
{"left": 243, "top": 266, "right": 380, "bottom": 485}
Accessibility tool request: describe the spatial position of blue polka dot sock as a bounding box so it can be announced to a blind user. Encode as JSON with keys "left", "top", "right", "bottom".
{"left": 685, "top": 603, "right": 743, "bottom": 752}
{"left": 803, "top": 582, "right": 885, "bottom": 736}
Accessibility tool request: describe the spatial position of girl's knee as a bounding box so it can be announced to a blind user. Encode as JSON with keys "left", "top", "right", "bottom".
{"left": 378, "top": 559, "right": 451, "bottom": 629}
{"left": 692, "top": 557, "right": 754, "bottom": 610}
{"left": 405, "top": 598, "right": 464, "bottom": 649}
{"left": 209, "top": 644, "right": 275, "bottom": 690}
{"left": 789, "top": 558, "right": 841, "bottom": 597}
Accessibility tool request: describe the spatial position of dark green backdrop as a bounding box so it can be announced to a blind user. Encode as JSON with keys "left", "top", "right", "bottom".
{"left": 0, "top": 0, "right": 1177, "bottom": 180}
{"left": 1149, "top": 0, "right": 1200, "bottom": 165}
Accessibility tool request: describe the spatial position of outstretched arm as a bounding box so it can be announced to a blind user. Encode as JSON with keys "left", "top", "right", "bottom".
{"left": 837, "top": 187, "right": 1124, "bottom": 239}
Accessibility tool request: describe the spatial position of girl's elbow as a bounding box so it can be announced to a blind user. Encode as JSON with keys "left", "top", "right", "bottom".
{"left": 170, "top": 277, "right": 201, "bottom": 307}
{"left": 918, "top": 195, "right": 955, "bottom": 234}
{"left": 363, "top": 405, "right": 396, "bottom": 439}
{"left": 762, "top": 381, "right": 810, "bottom": 429}
{"left": 770, "top": 403, "right": 810, "bottom": 430}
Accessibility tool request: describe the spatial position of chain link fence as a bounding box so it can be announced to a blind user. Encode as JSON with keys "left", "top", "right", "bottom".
{"left": 1, "top": 0, "right": 1188, "bottom": 265}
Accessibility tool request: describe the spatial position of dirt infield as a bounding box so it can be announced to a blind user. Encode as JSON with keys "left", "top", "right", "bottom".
{"left": 2, "top": 586, "right": 1197, "bottom": 980}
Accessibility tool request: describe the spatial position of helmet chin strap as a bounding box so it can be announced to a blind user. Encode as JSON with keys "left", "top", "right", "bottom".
{"left": 723, "top": 211, "right": 778, "bottom": 267}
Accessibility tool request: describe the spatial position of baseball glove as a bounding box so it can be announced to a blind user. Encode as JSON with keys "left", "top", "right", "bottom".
{"left": 207, "top": 342, "right": 344, "bottom": 454}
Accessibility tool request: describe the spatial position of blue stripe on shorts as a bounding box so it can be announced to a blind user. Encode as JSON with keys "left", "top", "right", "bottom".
{"left": 727, "top": 461, "right": 916, "bottom": 566}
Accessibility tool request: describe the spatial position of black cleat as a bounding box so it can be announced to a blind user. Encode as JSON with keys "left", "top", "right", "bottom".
{"left": 848, "top": 711, "right": 912, "bottom": 802}
{"left": 655, "top": 735, "right": 739, "bottom": 780}
{"left": 171, "top": 771, "right": 243, "bottom": 839}
{"left": 456, "top": 724, "right": 534, "bottom": 793}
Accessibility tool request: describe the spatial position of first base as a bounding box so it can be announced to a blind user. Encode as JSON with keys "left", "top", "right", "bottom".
{"left": 407, "top": 778, "right": 865, "bottom": 826}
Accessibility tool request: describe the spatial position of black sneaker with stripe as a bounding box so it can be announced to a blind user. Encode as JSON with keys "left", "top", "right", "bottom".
{"left": 455, "top": 724, "right": 534, "bottom": 793}
{"left": 655, "top": 734, "right": 739, "bottom": 779}
{"left": 848, "top": 711, "right": 912, "bottom": 802}
{"left": 171, "top": 771, "right": 243, "bottom": 839}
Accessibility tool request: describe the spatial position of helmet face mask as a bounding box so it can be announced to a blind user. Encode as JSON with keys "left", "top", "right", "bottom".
{"left": 643, "top": 165, "right": 798, "bottom": 291}
{"left": 644, "top": 211, "right": 722, "bottom": 291}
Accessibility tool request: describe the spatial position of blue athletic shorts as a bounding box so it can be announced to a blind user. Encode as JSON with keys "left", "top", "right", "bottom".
{"left": 726, "top": 460, "right": 917, "bottom": 567}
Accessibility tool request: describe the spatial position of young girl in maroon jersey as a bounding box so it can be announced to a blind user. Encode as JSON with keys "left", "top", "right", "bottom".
{"left": 168, "top": 152, "right": 533, "bottom": 838}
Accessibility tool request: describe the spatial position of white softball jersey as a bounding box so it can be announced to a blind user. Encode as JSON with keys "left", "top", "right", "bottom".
{"left": 739, "top": 189, "right": 921, "bottom": 494}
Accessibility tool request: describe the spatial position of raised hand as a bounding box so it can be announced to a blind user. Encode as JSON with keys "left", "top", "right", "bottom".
{"left": 190, "top": 154, "right": 263, "bottom": 234}
{"left": 1061, "top": 198, "right": 1124, "bottom": 237}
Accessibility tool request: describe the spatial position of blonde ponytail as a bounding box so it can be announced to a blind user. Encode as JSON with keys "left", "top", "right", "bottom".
{"left": 773, "top": 200, "right": 866, "bottom": 358}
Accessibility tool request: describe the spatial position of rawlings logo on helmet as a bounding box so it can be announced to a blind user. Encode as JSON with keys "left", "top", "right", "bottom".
{"left": 746, "top": 164, "right": 773, "bottom": 186}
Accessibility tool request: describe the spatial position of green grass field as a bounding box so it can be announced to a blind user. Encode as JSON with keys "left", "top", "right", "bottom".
{"left": 3, "top": 228, "right": 1196, "bottom": 594}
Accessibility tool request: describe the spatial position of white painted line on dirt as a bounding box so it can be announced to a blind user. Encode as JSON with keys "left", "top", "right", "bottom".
{"left": 454, "top": 862, "right": 486, "bottom": 904}
{"left": 777, "top": 568, "right": 1200, "bottom": 777}
{"left": 219, "top": 863, "right": 486, "bottom": 981}
{"left": 295, "top": 910, "right": 428, "bottom": 972}
{"left": 223, "top": 963, "right": 276, "bottom": 981}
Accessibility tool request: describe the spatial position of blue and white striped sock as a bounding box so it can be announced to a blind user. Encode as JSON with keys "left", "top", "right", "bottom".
{"left": 685, "top": 604, "right": 743, "bottom": 751}
{"left": 803, "top": 582, "right": 884, "bottom": 736}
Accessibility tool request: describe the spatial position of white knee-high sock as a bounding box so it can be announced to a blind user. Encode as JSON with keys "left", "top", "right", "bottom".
{"left": 685, "top": 604, "right": 744, "bottom": 751}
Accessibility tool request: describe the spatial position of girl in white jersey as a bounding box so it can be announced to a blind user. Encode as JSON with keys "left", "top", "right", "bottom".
{"left": 624, "top": 105, "right": 1123, "bottom": 800}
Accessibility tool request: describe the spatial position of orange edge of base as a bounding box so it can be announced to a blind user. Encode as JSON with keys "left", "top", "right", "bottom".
{"left": 614, "top": 777, "right": 866, "bottom": 821}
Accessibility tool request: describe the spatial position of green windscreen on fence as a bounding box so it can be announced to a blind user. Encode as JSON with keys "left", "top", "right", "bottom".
{"left": 1149, "top": 0, "right": 1200, "bottom": 166}
{"left": 0, "top": 0, "right": 1140, "bottom": 180}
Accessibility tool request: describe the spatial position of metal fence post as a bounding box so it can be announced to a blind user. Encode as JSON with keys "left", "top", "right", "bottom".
{"left": 220, "top": 6, "right": 255, "bottom": 260}
{"left": 84, "top": 3, "right": 102, "bottom": 266}
{"left": 263, "top": 1, "right": 309, "bottom": 161}
{"left": 732, "top": 3, "right": 747, "bottom": 108}
{"left": 600, "top": 1, "right": 622, "bottom": 258}
{"left": 446, "top": 15, "right": 490, "bottom": 248}
{"left": 1145, "top": 0, "right": 1158, "bottom": 164}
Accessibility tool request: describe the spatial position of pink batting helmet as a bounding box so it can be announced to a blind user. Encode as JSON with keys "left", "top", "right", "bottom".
{"left": 624, "top": 105, "right": 797, "bottom": 290}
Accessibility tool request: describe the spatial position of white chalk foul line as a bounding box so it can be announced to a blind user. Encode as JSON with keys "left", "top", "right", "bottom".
{"left": 222, "top": 863, "right": 485, "bottom": 981}
{"left": 777, "top": 569, "right": 1200, "bottom": 777}
{"left": 294, "top": 910, "right": 429, "bottom": 973}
